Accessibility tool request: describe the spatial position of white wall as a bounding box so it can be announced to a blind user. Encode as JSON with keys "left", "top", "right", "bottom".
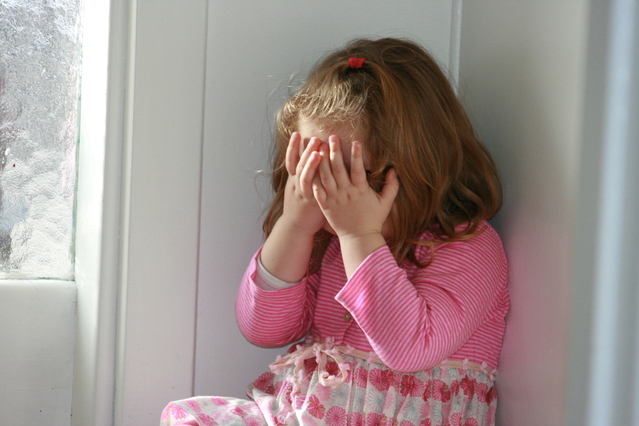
{"left": 564, "top": 2, "right": 639, "bottom": 424}
{"left": 113, "top": 1, "right": 458, "bottom": 424}
{"left": 458, "top": 1, "right": 589, "bottom": 425}
{"left": 0, "top": 282, "right": 75, "bottom": 425}
{"left": 115, "top": 1, "right": 208, "bottom": 425}
{"left": 196, "top": 0, "right": 457, "bottom": 399}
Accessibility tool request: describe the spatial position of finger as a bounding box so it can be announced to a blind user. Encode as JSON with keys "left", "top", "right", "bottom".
{"left": 299, "top": 150, "right": 321, "bottom": 196}
{"left": 285, "top": 132, "right": 301, "bottom": 176}
{"left": 297, "top": 137, "right": 321, "bottom": 174}
{"left": 317, "top": 142, "right": 337, "bottom": 193}
{"left": 380, "top": 168, "right": 400, "bottom": 206}
{"left": 312, "top": 169, "right": 327, "bottom": 206}
{"left": 328, "top": 135, "right": 350, "bottom": 187}
{"left": 349, "top": 141, "right": 368, "bottom": 187}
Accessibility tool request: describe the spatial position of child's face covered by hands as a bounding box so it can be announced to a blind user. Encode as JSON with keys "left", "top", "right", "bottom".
{"left": 298, "top": 120, "right": 364, "bottom": 174}
{"left": 297, "top": 120, "right": 399, "bottom": 240}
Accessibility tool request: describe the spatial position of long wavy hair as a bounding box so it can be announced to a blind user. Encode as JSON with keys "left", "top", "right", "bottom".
{"left": 263, "top": 37, "right": 502, "bottom": 270}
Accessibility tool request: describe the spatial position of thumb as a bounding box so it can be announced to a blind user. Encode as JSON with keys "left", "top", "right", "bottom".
{"left": 380, "top": 168, "right": 400, "bottom": 205}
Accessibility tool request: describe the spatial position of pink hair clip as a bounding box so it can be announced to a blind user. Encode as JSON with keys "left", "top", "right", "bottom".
{"left": 348, "top": 57, "right": 365, "bottom": 69}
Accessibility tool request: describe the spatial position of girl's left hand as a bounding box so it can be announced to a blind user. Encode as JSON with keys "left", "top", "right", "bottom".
{"left": 313, "top": 135, "right": 400, "bottom": 242}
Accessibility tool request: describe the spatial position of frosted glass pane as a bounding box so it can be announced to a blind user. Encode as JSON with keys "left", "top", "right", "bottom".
{"left": 0, "top": 0, "right": 82, "bottom": 279}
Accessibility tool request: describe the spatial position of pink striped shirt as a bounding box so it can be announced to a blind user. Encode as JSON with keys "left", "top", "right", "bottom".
{"left": 236, "top": 221, "right": 509, "bottom": 373}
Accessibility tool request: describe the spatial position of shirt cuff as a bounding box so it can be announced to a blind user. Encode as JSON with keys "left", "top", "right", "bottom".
{"left": 255, "top": 255, "right": 302, "bottom": 291}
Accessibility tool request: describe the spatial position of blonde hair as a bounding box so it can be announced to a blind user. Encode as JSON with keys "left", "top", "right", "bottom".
{"left": 264, "top": 37, "right": 502, "bottom": 269}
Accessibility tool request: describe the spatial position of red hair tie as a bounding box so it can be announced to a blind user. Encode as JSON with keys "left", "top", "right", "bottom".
{"left": 348, "top": 57, "right": 365, "bottom": 69}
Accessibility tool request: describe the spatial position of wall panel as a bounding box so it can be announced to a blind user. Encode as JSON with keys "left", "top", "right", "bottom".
{"left": 458, "top": 2, "right": 589, "bottom": 425}
{"left": 196, "top": 0, "right": 456, "bottom": 398}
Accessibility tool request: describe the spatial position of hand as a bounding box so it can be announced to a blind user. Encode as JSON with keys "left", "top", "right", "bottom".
{"left": 312, "top": 135, "right": 399, "bottom": 242}
{"left": 280, "top": 131, "right": 326, "bottom": 236}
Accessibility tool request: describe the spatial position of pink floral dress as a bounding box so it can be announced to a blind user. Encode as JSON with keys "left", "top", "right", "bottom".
{"left": 162, "top": 224, "right": 507, "bottom": 426}
{"left": 160, "top": 339, "right": 498, "bottom": 426}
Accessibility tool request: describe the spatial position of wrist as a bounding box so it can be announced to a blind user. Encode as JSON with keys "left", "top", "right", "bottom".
{"left": 339, "top": 232, "right": 386, "bottom": 257}
{"left": 338, "top": 231, "right": 386, "bottom": 279}
{"left": 261, "top": 216, "right": 318, "bottom": 283}
{"left": 338, "top": 230, "right": 385, "bottom": 246}
{"left": 278, "top": 213, "right": 323, "bottom": 238}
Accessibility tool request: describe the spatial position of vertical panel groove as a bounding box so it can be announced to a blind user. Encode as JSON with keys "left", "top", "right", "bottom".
{"left": 449, "top": 0, "right": 463, "bottom": 92}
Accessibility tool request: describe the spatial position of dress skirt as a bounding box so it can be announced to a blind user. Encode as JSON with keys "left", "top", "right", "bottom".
{"left": 161, "top": 341, "right": 498, "bottom": 426}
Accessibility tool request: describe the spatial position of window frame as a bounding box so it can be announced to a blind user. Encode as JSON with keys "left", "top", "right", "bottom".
{"left": 72, "top": 1, "right": 207, "bottom": 424}
{"left": 72, "top": 0, "right": 126, "bottom": 424}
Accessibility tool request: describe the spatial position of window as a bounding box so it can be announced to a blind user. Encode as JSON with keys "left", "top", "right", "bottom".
{"left": 0, "top": 0, "right": 83, "bottom": 279}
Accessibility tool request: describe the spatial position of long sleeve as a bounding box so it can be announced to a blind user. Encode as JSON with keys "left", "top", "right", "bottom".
{"left": 335, "top": 224, "right": 508, "bottom": 372}
{"left": 235, "top": 223, "right": 508, "bottom": 373}
{"left": 235, "top": 249, "right": 319, "bottom": 347}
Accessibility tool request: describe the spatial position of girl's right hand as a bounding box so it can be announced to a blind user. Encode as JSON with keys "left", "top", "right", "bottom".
{"left": 259, "top": 133, "right": 325, "bottom": 283}
{"left": 281, "top": 132, "right": 326, "bottom": 236}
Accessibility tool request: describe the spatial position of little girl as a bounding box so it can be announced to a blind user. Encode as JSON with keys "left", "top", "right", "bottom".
{"left": 162, "top": 37, "right": 509, "bottom": 426}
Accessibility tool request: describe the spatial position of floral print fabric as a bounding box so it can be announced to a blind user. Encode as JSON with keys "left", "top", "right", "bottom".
{"left": 160, "top": 347, "right": 497, "bottom": 426}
